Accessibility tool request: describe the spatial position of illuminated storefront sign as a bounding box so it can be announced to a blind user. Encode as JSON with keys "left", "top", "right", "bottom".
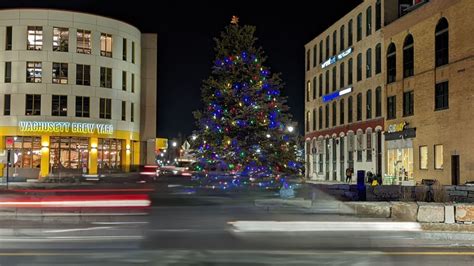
{"left": 18, "top": 121, "right": 113, "bottom": 134}
{"left": 387, "top": 122, "right": 407, "bottom": 133}
{"left": 321, "top": 47, "right": 353, "bottom": 69}
{"left": 322, "top": 87, "right": 353, "bottom": 103}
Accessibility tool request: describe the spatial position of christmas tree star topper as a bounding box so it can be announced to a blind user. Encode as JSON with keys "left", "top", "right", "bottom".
{"left": 230, "top": 15, "right": 239, "bottom": 25}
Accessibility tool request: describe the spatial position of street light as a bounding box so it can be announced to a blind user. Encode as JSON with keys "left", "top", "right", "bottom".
{"left": 172, "top": 141, "right": 177, "bottom": 147}
{"left": 191, "top": 135, "right": 197, "bottom": 141}
{"left": 287, "top": 126, "right": 294, "bottom": 133}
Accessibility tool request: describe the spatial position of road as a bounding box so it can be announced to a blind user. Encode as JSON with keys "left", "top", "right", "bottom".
{"left": 1, "top": 175, "right": 474, "bottom": 265}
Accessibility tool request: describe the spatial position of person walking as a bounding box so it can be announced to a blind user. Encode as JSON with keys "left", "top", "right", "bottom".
{"left": 345, "top": 167, "right": 353, "bottom": 183}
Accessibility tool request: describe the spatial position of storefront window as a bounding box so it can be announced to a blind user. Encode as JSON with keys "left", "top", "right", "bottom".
{"left": 435, "top": 144, "right": 443, "bottom": 169}
{"left": 6, "top": 136, "right": 41, "bottom": 168}
{"left": 50, "top": 137, "right": 89, "bottom": 171}
{"left": 98, "top": 138, "right": 123, "bottom": 170}
{"left": 387, "top": 147, "right": 413, "bottom": 181}
{"left": 419, "top": 146, "right": 428, "bottom": 170}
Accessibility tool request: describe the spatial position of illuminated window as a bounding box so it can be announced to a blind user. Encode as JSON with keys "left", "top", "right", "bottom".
{"left": 100, "top": 33, "right": 113, "bottom": 57}
{"left": 434, "top": 145, "right": 443, "bottom": 169}
{"left": 419, "top": 146, "right": 428, "bottom": 170}
{"left": 52, "top": 62, "right": 68, "bottom": 84}
{"left": 77, "top": 29, "right": 91, "bottom": 54}
{"left": 53, "top": 27, "right": 69, "bottom": 52}
{"left": 9, "top": 137, "right": 41, "bottom": 169}
{"left": 26, "top": 61, "right": 42, "bottom": 83}
{"left": 27, "top": 26, "right": 42, "bottom": 50}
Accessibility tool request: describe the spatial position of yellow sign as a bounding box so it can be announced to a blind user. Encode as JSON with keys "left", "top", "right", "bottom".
{"left": 155, "top": 138, "right": 168, "bottom": 150}
{"left": 388, "top": 122, "right": 407, "bottom": 133}
{"left": 18, "top": 121, "right": 113, "bottom": 134}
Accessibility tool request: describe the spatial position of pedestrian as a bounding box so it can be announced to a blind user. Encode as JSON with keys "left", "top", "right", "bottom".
{"left": 345, "top": 167, "right": 353, "bottom": 183}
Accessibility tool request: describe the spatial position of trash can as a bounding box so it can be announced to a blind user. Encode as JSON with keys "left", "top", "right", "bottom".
{"left": 357, "top": 170, "right": 366, "bottom": 201}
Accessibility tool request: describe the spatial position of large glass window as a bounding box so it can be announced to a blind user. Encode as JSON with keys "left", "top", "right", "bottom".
{"left": 98, "top": 139, "right": 122, "bottom": 170}
{"left": 387, "top": 147, "right": 413, "bottom": 181}
{"left": 387, "top": 43, "right": 396, "bottom": 83}
{"left": 435, "top": 81, "right": 449, "bottom": 110}
{"left": 366, "top": 89, "right": 372, "bottom": 119}
{"left": 77, "top": 29, "right": 91, "bottom": 54}
{"left": 52, "top": 95, "right": 67, "bottom": 116}
{"left": 4, "top": 94, "right": 11, "bottom": 115}
{"left": 27, "top": 26, "right": 42, "bottom": 50}
{"left": 375, "top": 43, "right": 381, "bottom": 74}
{"left": 366, "top": 6, "right": 372, "bottom": 36}
{"left": 53, "top": 27, "right": 69, "bottom": 52}
{"left": 100, "top": 98, "right": 112, "bottom": 119}
{"left": 52, "top": 62, "right": 68, "bottom": 84}
{"left": 26, "top": 61, "right": 42, "bottom": 83}
{"left": 100, "top": 33, "right": 113, "bottom": 57}
{"left": 387, "top": 95, "right": 396, "bottom": 120}
{"left": 357, "top": 93, "right": 362, "bottom": 121}
{"left": 9, "top": 137, "right": 41, "bottom": 169}
{"left": 5, "top": 62, "right": 11, "bottom": 83}
{"left": 403, "top": 34, "right": 414, "bottom": 78}
{"left": 5, "top": 26, "right": 12, "bottom": 50}
{"left": 366, "top": 48, "right": 372, "bottom": 78}
{"left": 100, "top": 67, "right": 112, "bottom": 88}
{"left": 76, "top": 64, "right": 91, "bottom": 86}
{"left": 357, "top": 53, "right": 362, "bottom": 81}
{"left": 357, "top": 13, "right": 362, "bottom": 41}
{"left": 375, "top": 86, "right": 382, "bottom": 117}
{"left": 403, "top": 90, "right": 414, "bottom": 116}
{"left": 435, "top": 18, "right": 449, "bottom": 67}
{"left": 50, "top": 137, "right": 89, "bottom": 171}
{"left": 434, "top": 144, "right": 443, "bottom": 169}
{"left": 25, "top": 94, "right": 41, "bottom": 116}
{"left": 348, "top": 19, "right": 353, "bottom": 47}
{"left": 75, "top": 96, "right": 90, "bottom": 117}
{"left": 419, "top": 146, "right": 428, "bottom": 170}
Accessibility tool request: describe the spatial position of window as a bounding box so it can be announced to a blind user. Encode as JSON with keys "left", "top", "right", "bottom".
{"left": 403, "top": 35, "right": 414, "bottom": 78}
{"left": 52, "top": 63, "right": 68, "bottom": 84}
{"left": 313, "top": 77, "right": 317, "bottom": 99}
{"left": 77, "top": 29, "right": 91, "bottom": 54}
{"left": 25, "top": 94, "right": 41, "bottom": 116}
{"left": 348, "top": 96, "right": 353, "bottom": 123}
{"left": 375, "top": 0, "right": 381, "bottom": 31}
{"left": 319, "top": 74, "right": 323, "bottom": 97}
{"left": 123, "top": 38, "right": 127, "bottom": 61}
{"left": 52, "top": 95, "right": 67, "bottom": 116}
{"left": 100, "top": 33, "right": 113, "bottom": 57}
{"left": 435, "top": 18, "right": 449, "bottom": 67}
{"left": 131, "top": 102, "right": 134, "bottom": 122}
{"left": 434, "top": 145, "right": 443, "bottom": 169}
{"left": 356, "top": 131, "right": 363, "bottom": 162}
{"left": 435, "top": 81, "right": 449, "bottom": 110}
{"left": 318, "top": 107, "right": 323, "bottom": 129}
{"left": 5, "top": 62, "right": 11, "bottom": 83}
{"left": 357, "top": 13, "right": 362, "bottom": 41}
{"left": 75, "top": 96, "right": 90, "bottom": 117}
{"left": 4, "top": 94, "right": 11, "bottom": 115}
{"left": 387, "top": 95, "right": 396, "bottom": 120}
{"left": 325, "top": 105, "right": 329, "bottom": 128}
{"left": 76, "top": 64, "right": 91, "bottom": 86}
{"left": 99, "top": 98, "right": 112, "bottom": 119}
{"left": 6, "top": 26, "right": 12, "bottom": 50}
{"left": 98, "top": 138, "right": 123, "bottom": 169}
{"left": 375, "top": 87, "right": 382, "bottom": 117}
{"left": 131, "top": 73, "right": 135, "bottom": 93}
{"left": 53, "top": 27, "right": 69, "bottom": 52}
{"left": 132, "top": 41, "right": 136, "bottom": 64}
{"left": 332, "top": 102, "right": 337, "bottom": 126}
{"left": 366, "top": 129, "right": 372, "bottom": 162}
{"left": 312, "top": 109, "right": 316, "bottom": 131}
{"left": 325, "top": 36, "right": 330, "bottom": 60}
{"left": 403, "top": 91, "right": 414, "bottom": 116}
{"left": 306, "top": 111, "right": 310, "bottom": 132}
{"left": 340, "top": 25, "right": 345, "bottom": 51}
{"left": 325, "top": 70, "right": 329, "bottom": 94}
{"left": 319, "top": 40, "right": 323, "bottom": 64}
{"left": 340, "top": 99, "right": 344, "bottom": 125}
{"left": 27, "top": 26, "right": 42, "bottom": 50}
{"left": 306, "top": 50, "right": 310, "bottom": 71}
{"left": 306, "top": 81, "right": 311, "bottom": 102}
{"left": 332, "top": 30, "right": 337, "bottom": 56}
{"left": 348, "top": 19, "right": 353, "bottom": 47}
{"left": 332, "top": 66, "right": 337, "bottom": 91}
{"left": 340, "top": 62, "right": 345, "bottom": 88}
{"left": 366, "top": 6, "right": 372, "bottom": 36}
{"left": 366, "top": 48, "right": 372, "bottom": 78}
{"left": 357, "top": 93, "right": 362, "bottom": 121}
{"left": 366, "top": 89, "right": 372, "bottom": 119}
{"left": 26, "top": 61, "right": 42, "bottom": 83}
{"left": 419, "top": 146, "right": 428, "bottom": 170}
{"left": 100, "top": 67, "right": 112, "bottom": 88}
{"left": 387, "top": 43, "right": 396, "bottom": 83}
{"left": 313, "top": 45, "right": 317, "bottom": 68}
{"left": 348, "top": 58, "right": 353, "bottom": 85}
{"left": 9, "top": 137, "right": 41, "bottom": 168}
{"left": 375, "top": 43, "right": 381, "bottom": 74}
{"left": 122, "top": 101, "right": 126, "bottom": 121}
{"left": 357, "top": 53, "right": 362, "bottom": 81}
{"left": 122, "top": 71, "right": 127, "bottom": 91}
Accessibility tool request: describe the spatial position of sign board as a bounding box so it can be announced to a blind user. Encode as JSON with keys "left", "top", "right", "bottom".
{"left": 155, "top": 138, "right": 168, "bottom": 150}
{"left": 387, "top": 122, "right": 407, "bottom": 133}
{"left": 18, "top": 121, "right": 113, "bottom": 134}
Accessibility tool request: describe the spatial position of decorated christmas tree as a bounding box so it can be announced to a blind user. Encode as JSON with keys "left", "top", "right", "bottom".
{"left": 192, "top": 16, "right": 302, "bottom": 178}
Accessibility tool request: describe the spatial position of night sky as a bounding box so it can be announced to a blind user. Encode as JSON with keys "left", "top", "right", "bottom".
{"left": 1, "top": 0, "right": 362, "bottom": 139}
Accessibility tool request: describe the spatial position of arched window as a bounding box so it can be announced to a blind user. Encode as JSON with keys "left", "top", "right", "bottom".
{"left": 332, "top": 101, "right": 337, "bottom": 126}
{"left": 375, "top": 43, "right": 381, "bottom": 74}
{"left": 366, "top": 89, "right": 372, "bottom": 119}
{"left": 325, "top": 70, "right": 329, "bottom": 94}
{"left": 313, "top": 76, "right": 317, "bottom": 99}
{"left": 366, "top": 128, "right": 373, "bottom": 162}
{"left": 333, "top": 30, "right": 337, "bottom": 56}
{"left": 306, "top": 80, "right": 311, "bottom": 102}
{"left": 313, "top": 108, "right": 317, "bottom": 131}
{"left": 340, "top": 62, "right": 345, "bottom": 88}
{"left": 366, "top": 48, "right": 372, "bottom": 78}
{"left": 306, "top": 111, "right": 311, "bottom": 132}
{"left": 403, "top": 34, "right": 414, "bottom": 78}
{"left": 348, "top": 96, "right": 353, "bottom": 123}
{"left": 375, "top": 86, "right": 382, "bottom": 117}
{"left": 306, "top": 49, "right": 310, "bottom": 71}
{"left": 340, "top": 99, "right": 345, "bottom": 125}
{"left": 325, "top": 36, "right": 330, "bottom": 60}
{"left": 332, "top": 66, "right": 337, "bottom": 91}
{"left": 318, "top": 106, "right": 323, "bottom": 129}
{"left": 357, "top": 13, "right": 362, "bottom": 41}
{"left": 313, "top": 44, "right": 317, "bottom": 68}
{"left": 435, "top": 18, "right": 449, "bottom": 67}
{"left": 319, "top": 40, "right": 323, "bottom": 64}
{"left": 340, "top": 25, "right": 345, "bottom": 51}
{"left": 357, "top": 53, "right": 362, "bottom": 81}
{"left": 387, "top": 43, "right": 396, "bottom": 83}
{"left": 348, "top": 58, "right": 353, "bottom": 85}
{"left": 375, "top": 0, "right": 381, "bottom": 30}
{"left": 357, "top": 93, "right": 362, "bottom": 121}
{"left": 325, "top": 104, "right": 329, "bottom": 128}
{"left": 366, "top": 6, "right": 372, "bottom": 36}
{"left": 319, "top": 73, "right": 323, "bottom": 97}
{"left": 348, "top": 19, "right": 353, "bottom": 46}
